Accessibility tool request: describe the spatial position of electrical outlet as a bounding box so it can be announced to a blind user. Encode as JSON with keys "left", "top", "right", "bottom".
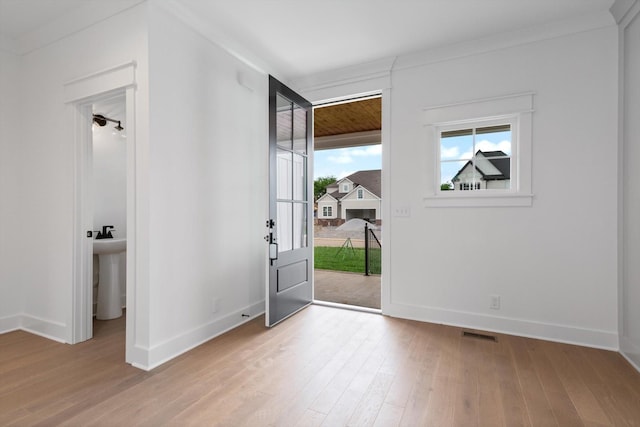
{"left": 490, "top": 295, "right": 501, "bottom": 310}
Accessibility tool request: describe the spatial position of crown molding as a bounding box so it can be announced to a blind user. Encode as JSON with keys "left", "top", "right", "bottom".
{"left": 160, "top": 0, "right": 284, "bottom": 79}
{"left": 289, "top": 56, "right": 395, "bottom": 96}
{"left": 290, "top": 10, "right": 614, "bottom": 98}
{"left": 610, "top": 0, "right": 639, "bottom": 24}
{"left": 394, "top": 10, "right": 615, "bottom": 71}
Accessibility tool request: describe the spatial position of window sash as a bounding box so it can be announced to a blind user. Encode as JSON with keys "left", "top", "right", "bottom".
{"left": 437, "top": 117, "right": 516, "bottom": 194}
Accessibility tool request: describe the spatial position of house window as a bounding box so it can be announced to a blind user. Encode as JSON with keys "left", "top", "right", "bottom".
{"left": 341, "top": 184, "right": 349, "bottom": 193}
{"left": 441, "top": 123, "right": 512, "bottom": 192}
{"left": 423, "top": 92, "right": 534, "bottom": 207}
{"left": 357, "top": 189, "right": 364, "bottom": 199}
{"left": 459, "top": 182, "right": 481, "bottom": 191}
{"left": 322, "top": 206, "right": 332, "bottom": 217}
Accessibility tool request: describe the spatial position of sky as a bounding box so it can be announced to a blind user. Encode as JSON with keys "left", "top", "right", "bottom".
{"left": 314, "top": 144, "right": 382, "bottom": 180}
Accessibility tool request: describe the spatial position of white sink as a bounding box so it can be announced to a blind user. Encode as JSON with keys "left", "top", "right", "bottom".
{"left": 93, "top": 238, "right": 126, "bottom": 320}
{"left": 93, "top": 238, "right": 126, "bottom": 255}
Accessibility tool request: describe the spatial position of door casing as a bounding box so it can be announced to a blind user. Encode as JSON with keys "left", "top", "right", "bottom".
{"left": 66, "top": 62, "right": 137, "bottom": 365}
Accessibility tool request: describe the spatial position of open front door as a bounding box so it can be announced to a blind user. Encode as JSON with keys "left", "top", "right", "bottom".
{"left": 266, "top": 76, "right": 313, "bottom": 327}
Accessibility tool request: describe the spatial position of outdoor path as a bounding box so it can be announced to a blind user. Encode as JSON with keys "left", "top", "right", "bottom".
{"left": 314, "top": 269, "right": 381, "bottom": 309}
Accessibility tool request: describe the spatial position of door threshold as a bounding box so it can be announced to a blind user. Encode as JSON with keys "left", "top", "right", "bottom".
{"left": 313, "top": 299, "right": 381, "bottom": 315}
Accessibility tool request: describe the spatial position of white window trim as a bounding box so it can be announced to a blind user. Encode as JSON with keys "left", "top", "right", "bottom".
{"left": 423, "top": 92, "right": 534, "bottom": 207}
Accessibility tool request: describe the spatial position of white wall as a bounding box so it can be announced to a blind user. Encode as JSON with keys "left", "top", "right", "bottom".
{"left": 388, "top": 26, "right": 619, "bottom": 348}
{"left": 297, "top": 23, "right": 619, "bottom": 349}
{"left": 144, "top": 4, "right": 267, "bottom": 368}
{"left": 620, "top": 2, "right": 640, "bottom": 369}
{"left": 0, "top": 48, "right": 22, "bottom": 329}
{"left": 5, "top": 4, "right": 149, "bottom": 342}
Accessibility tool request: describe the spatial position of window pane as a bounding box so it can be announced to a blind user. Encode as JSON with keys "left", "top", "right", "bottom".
{"left": 292, "top": 153, "right": 306, "bottom": 201}
{"left": 277, "top": 149, "right": 292, "bottom": 199}
{"left": 276, "top": 95, "right": 292, "bottom": 149}
{"left": 293, "top": 203, "right": 307, "bottom": 249}
{"left": 277, "top": 202, "right": 292, "bottom": 252}
{"left": 474, "top": 126, "right": 511, "bottom": 190}
{"left": 292, "top": 103, "right": 307, "bottom": 154}
{"left": 440, "top": 123, "right": 512, "bottom": 192}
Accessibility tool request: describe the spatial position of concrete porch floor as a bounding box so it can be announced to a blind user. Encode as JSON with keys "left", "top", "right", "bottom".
{"left": 314, "top": 269, "right": 381, "bottom": 310}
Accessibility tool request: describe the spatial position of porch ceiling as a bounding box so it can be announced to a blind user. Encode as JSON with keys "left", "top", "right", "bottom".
{"left": 314, "top": 97, "right": 381, "bottom": 150}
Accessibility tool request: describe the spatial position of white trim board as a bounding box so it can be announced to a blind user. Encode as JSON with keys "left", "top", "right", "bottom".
{"left": 64, "top": 61, "right": 137, "bottom": 103}
{"left": 620, "top": 336, "right": 640, "bottom": 373}
{"left": 0, "top": 315, "right": 21, "bottom": 334}
{"left": 385, "top": 302, "right": 619, "bottom": 351}
{"left": 134, "top": 301, "right": 265, "bottom": 371}
{"left": 0, "top": 314, "right": 67, "bottom": 343}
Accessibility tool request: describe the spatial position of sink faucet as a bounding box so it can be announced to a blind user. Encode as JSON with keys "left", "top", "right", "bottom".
{"left": 96, "top": 225, "right": 115, "bottom": 239}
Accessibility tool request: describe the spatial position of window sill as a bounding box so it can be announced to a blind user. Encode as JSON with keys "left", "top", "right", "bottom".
{"left": 424, "top": 193, "right": 533, "bottom": 208}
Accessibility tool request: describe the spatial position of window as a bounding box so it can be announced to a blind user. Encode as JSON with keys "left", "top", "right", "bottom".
{"left": 441, "top": 122, "right": 512, "bottom": 192}
{"left": 459, "top": 182, "right": 482, "bottom": 191}
{"left": 423, "top": 93, "right": 534, "bottom": 207}
{"left": 341, "top": 183, "right": 349, "bottom": 193}
{"left": 322, "top": 206, "right": 332, "bottom": 217}
{"left": 357, "top": 188, "right": 364, "bottom": 199}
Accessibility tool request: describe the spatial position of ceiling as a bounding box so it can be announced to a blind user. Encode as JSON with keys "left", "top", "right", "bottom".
{"left": 0, "top": 0, "right": 614, "bottom": 79}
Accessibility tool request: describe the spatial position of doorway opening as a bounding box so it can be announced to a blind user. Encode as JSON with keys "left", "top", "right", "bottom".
{"left": 313, "top": 94, "right": 382, "bottom": 311}
{"left": 91, "top": 96, "right": 127, "bottom": 342}
{"left": 67, "top": 61, "right": 136, "bottom": 365}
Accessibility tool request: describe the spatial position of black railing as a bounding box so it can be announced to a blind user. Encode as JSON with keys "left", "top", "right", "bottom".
{"left": 364, "top": 223, "right": 381, "bottom": 276}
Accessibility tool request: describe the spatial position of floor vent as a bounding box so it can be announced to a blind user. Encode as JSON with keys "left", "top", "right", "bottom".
{"left": 462, "top": 331, "right": 498, "bottom": 342}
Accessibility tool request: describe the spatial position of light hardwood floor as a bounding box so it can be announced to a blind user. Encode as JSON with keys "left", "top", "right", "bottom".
{"left": 1, "top": 305, "right": 639, "bottom": 426}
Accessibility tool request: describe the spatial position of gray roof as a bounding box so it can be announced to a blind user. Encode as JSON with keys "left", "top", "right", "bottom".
{"left": 329, "top": 169, "right": 381, "bottom": 199}
{"left": 451, "top": 151, "right": 510, "bottom": 182}
{"left": 482, "top": 151, "right": 510, "bottom": 179}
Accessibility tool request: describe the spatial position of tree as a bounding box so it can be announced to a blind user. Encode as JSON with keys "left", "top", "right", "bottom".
{"left": 441, "top": 182, "right": 453, "bottom": 191}
{"left": 314, "top": 176, "right": 337, "bottom": 201}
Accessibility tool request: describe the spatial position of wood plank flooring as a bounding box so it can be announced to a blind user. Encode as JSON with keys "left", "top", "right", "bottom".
{"left": 1, "top": 305, "right": 640, "bottom": 426}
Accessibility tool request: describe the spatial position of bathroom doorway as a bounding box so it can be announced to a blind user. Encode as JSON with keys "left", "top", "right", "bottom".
{"left": 67, "top": 61, "right": 137, "bottom": 365}
{"left": 91, "top": 96, "right": 127, "bottom": 339}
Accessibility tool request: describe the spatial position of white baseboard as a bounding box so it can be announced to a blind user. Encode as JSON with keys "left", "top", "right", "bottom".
{"left": 132, "top": 300, "right": 265, "bottom": 371}
{"left": 20, "top": 314, "right": 67, "bottom": 343}
{"left": 620, "top": 335, "right": 640, "bottom": 373}
{"left": 0, "top": 314, "right": 21, "bottom": 334}
{"left": 385, "top": 302, "right": 619, "bottom": 351}
{"left": 0, "top": 314, "right": 67, "bottom": 343}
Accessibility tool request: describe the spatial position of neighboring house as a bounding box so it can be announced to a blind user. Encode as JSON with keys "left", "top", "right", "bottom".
{"left": 451, "top": 150, "right": 510, "bottom": 190}
{"left": 317, "top": 170, "right": 381, "bottom": 224}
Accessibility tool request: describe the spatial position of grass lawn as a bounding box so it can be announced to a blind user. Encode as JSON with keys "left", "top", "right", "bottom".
{"left": 314, "top": 246, "right": 381, "bottom": 274}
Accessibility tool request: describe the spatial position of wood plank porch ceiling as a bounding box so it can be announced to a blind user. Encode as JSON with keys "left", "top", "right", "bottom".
{"left": 314, "top": 97, "right": 381, "bottom": 138}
